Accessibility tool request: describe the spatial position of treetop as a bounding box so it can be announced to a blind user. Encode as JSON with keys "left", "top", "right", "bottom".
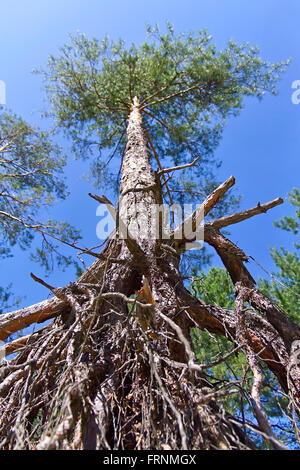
{"left": 39, "top": 23, "right": 289, "bottom": 184}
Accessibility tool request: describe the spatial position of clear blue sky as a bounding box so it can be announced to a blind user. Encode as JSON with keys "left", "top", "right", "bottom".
{"left": 1, "top": 0, "right": 299, "bottom": 311}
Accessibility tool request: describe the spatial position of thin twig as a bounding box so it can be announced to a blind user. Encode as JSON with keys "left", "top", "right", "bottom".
{"left": 158, "top": 156, "right": 200, "bottom": 175}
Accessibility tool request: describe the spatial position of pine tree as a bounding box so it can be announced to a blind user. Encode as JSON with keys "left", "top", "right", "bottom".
{"left": 0, "top": 25, "right": 299, "bottom": 450}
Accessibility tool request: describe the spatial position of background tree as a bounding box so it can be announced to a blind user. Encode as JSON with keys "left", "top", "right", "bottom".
{"left": 0, "top": 107, "right": 81, "bottom": 314}
{"left": 0, "top": 25, "right": 299, "bottom": 451}
{"left": 191, "top": 191, "right": 300, "bottom": 448}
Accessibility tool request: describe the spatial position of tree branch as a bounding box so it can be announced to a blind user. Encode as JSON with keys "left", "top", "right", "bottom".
{"left": 173, "top": 175, "right": 235, "bottom": 240}
{"left": 0, "top": 298, "right": 69, "bottom": 341}
{"left": 139, "top": 72, "right": 179, "bottom": 106}
{"left": 144, "top": 128, "right": 174, "bottom": 206}
{"left": 204, "top": 225, "right": 300, "bottom": 350}
{"left": 209, "top": 198, "right": 284, "bottom": 230}
{"left": 141, "top": 83, "right": 204, "bottom": 109}
{"left": 0, "top": 334, "right": 31, "bottom": 357}
{"left": 142, "top": 108, "right": 169, "bottom": 130}
{"left": 158, "top": 156, "right": 200, "bottom": 176}
{"left": 89, "top": 193, "right": 147, "bottom": 267}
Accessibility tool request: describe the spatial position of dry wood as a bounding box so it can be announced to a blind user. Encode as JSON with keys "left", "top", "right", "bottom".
{"left": 0, "top": 297, "right": 69, "bottom": 341}
{"left": 209, "top": 197, "right": 284, "bottom": 229}
{"left": 173, "top": 175, "right": 235, "bottom": 240}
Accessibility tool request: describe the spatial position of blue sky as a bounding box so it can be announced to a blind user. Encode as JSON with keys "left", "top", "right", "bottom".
{"left": 0, "top": 0, "right": 299, "bottom": 311}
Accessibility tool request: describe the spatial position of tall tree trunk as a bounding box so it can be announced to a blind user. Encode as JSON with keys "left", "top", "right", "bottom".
{"left": 0, "top": 97, "right": 299, "bottom": 450}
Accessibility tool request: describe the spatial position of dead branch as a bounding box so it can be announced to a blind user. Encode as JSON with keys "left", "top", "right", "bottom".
{"left": 88, "top": 193, "right": 147, "bottom": 267}
{"left": 173, "top": 175, "right": 235, "bottom": 240}
{"left": 0, "top": 297, "right": 69, "bottom": 341}
{"left": 0, "top": 334, "right": 31, "bottom": 357}
{"left": 144, "top": 128, "right": 174, "bottom": 206}
{"left": 209, "top": 198, "right": 284, "bottom": 229}
{"left": 158, "top": 156, "right": 200, "bottom": 175}
{"left": 204, "top": 225, "right": 300, "bottom": 348}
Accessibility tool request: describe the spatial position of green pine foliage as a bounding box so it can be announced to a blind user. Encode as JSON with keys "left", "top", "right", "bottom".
{"left": 0, "top": 284, "right": 21, "bottom": 315}
{"left": 190, "top": 268, "right": 248, "bottom": 413}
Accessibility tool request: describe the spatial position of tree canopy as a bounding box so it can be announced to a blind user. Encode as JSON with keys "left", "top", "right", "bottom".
{"left": 36, "top": 23, "right": 289, "bottom": 271}
{"left": 39, "top": 24, "right": 288, "bottom": 198}
{"left": 191, "top": 191, "right": 300, "bottom": 448}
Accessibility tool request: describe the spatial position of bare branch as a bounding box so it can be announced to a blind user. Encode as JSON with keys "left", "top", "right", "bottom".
{"left": 0, "top": 298, "right": 69, "bottom": 341}
{"left": 89, "top": 192, "right": 147, "bottom": 266}
{"left": 0, "top": 334, "right": 31, "bottom": 357}
{"left": 204, "top": 225, "right": 300, "bottom": 346}
{"left": 88, "top": 193, "right": 116, "bottom": 222}
{"left": 158, "top": 156, "right": 200, "bottom": 176}
{"left": 209, "top": 198, "right": 284, "bottom": 230}
{"left": 173, "top": 175, "right": 235, "bottom": 240}
{"left": 88, "top": 193, "right": 114, "bottom": 208}
{"left": 234, "top": 283, "right": 288, "bottom": 450}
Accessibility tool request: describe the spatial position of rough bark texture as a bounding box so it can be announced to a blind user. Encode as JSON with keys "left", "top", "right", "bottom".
{"left": 0, "top": 98, "right": 299, "bottom": 450}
